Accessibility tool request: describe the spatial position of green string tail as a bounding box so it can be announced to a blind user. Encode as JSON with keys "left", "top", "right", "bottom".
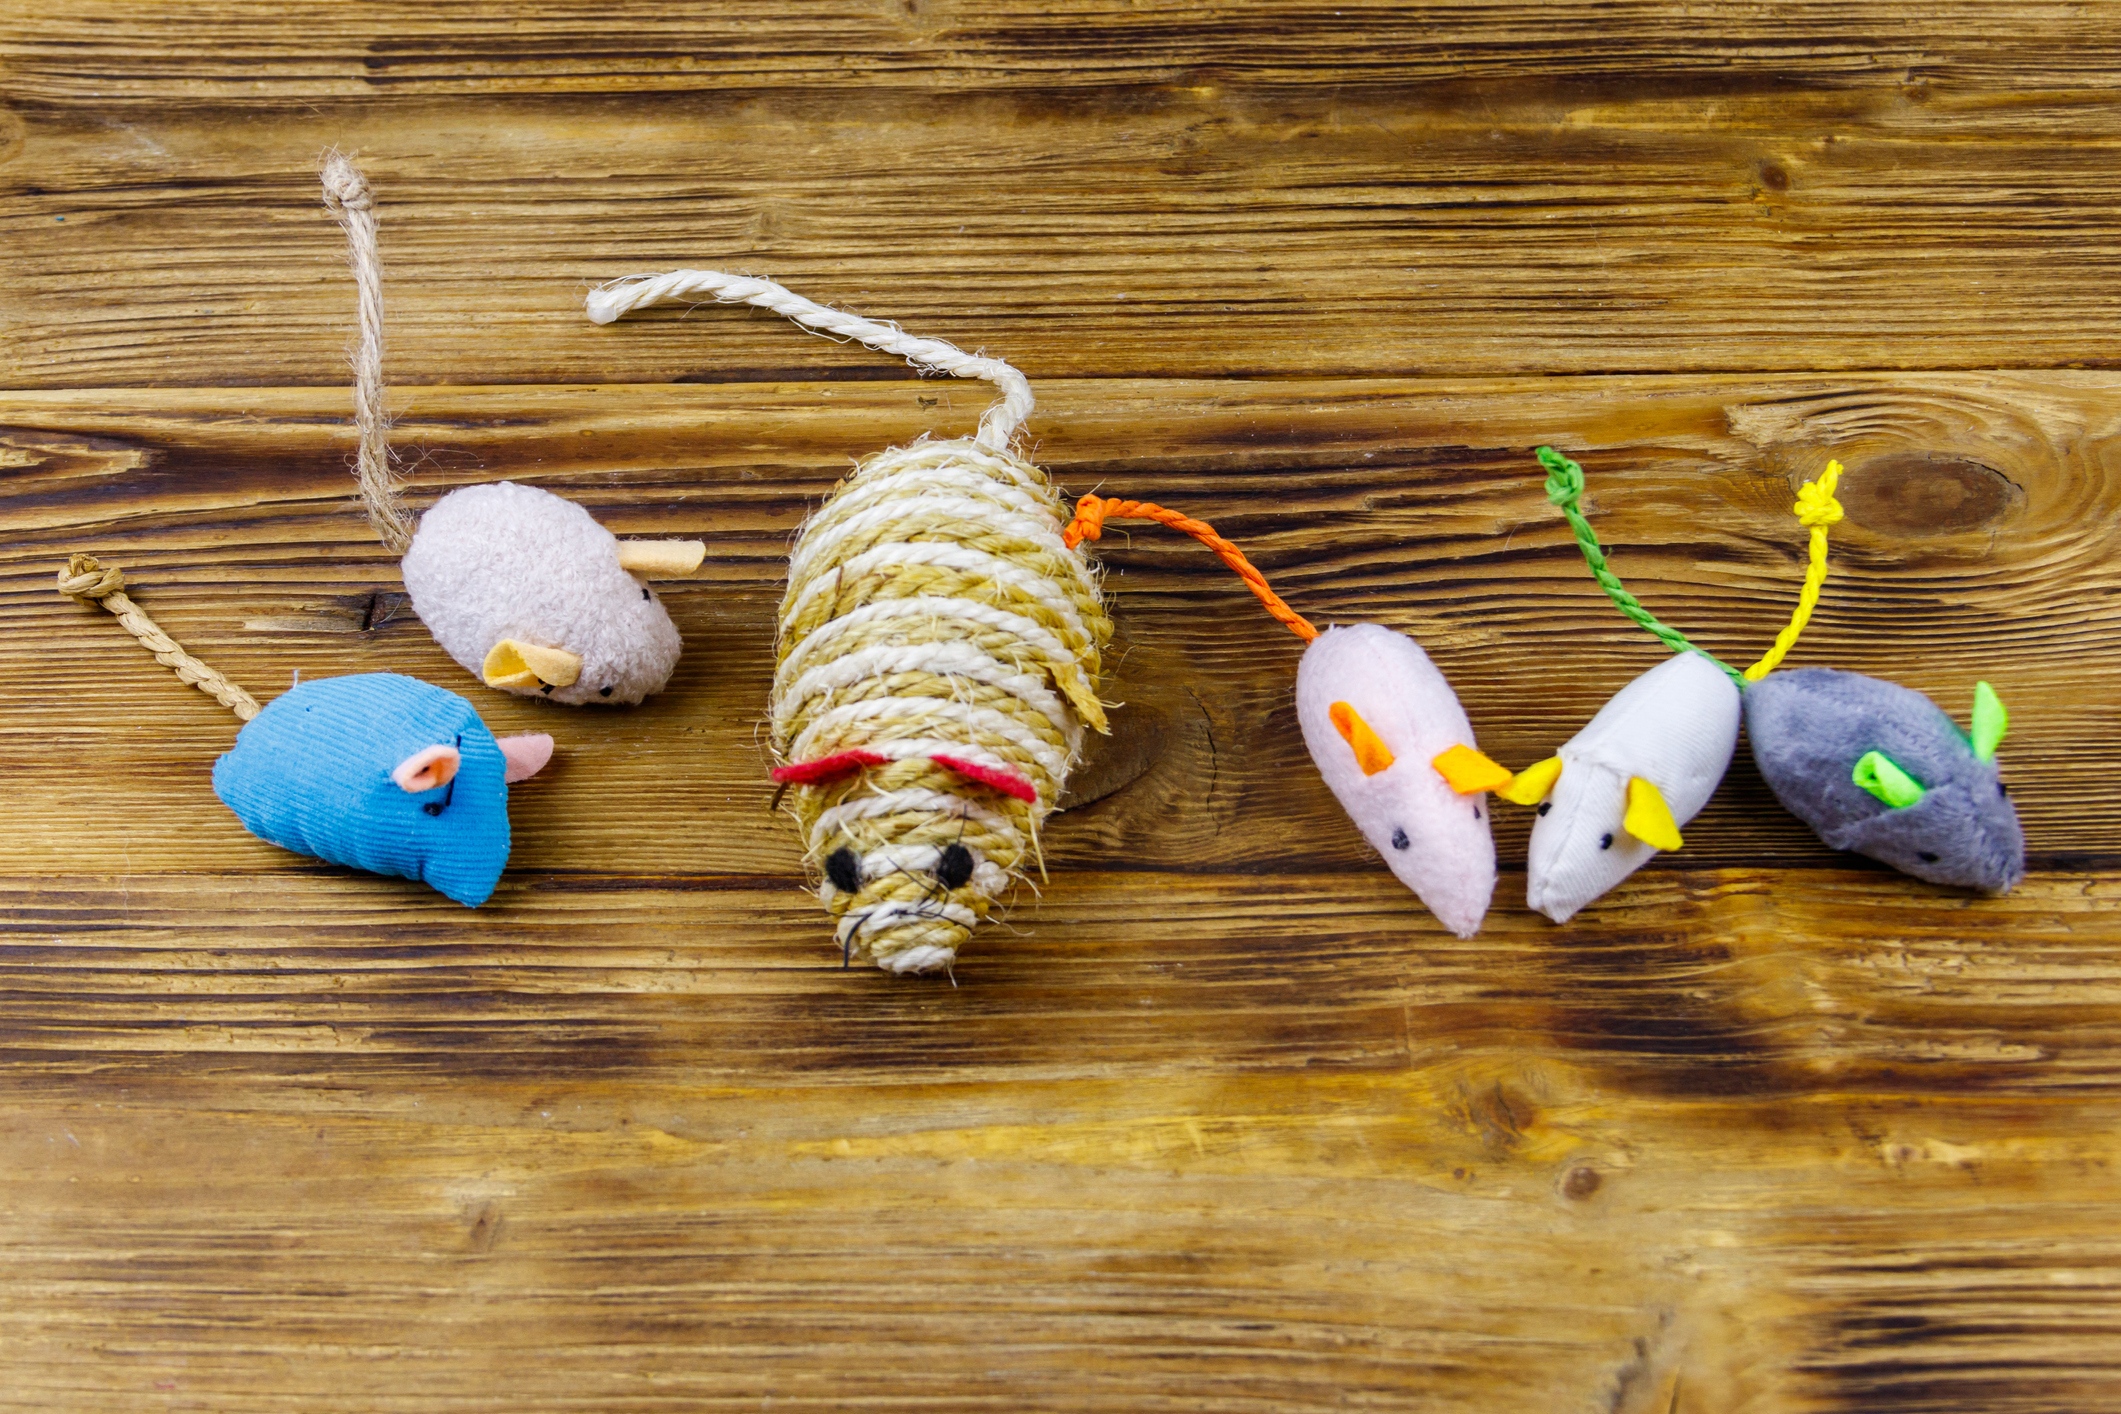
{"left": 1535, "top": 446, "right": 1744, "bottom": 686}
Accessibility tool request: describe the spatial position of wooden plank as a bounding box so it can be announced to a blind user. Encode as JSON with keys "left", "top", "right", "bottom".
{"left": 7, "top": 8, "right": 2121, "bottom": 386}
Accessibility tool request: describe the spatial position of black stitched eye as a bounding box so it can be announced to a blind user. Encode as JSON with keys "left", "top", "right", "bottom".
{"left": 540, "top": 683, "right": 555, "bottom": 695}
{"left": 1599, "top": 833, "right": 1614, "bottom": 850}
{"left": 1472, "top": 805, "right": 1482, "bottom": 821}
{"left": 599, "top": 685, "right": 614, "bottom": 698}
{"left": 641, "top": 587, "right": 652, "bottom": 600}
{"left": 1998, "top": 781, "right": 2009, "bottom": 797}
{"left": 1389, "top": 827, "right": 1410, "bottom": 851}
{"left": 1537, "top": 802, "right": 1551, "bottom": 817}
{"left": 1919, "top": 851, "right": 1940, "bottom": 863}
{"left": 824, "top": 847, "right": 861, "bottom": 892}
{"left": 936, "top": 842, "right": 975, "bottom": 889}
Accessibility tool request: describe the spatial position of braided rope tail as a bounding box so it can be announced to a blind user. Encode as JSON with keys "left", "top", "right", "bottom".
{"left": 585, "top": 271, "right": 1035, "bottom": 454}
{"left": 321, "top": 151, "right": 414, "bottom": 556}
{"left": 1533, "top": 446, "right": 1844, "bottom": 687}
{"left": 57, "top": 555, "right": 260, "bottom": 722}
{"left": 1061, "top": 496, "right": 1318, "bottom": 643}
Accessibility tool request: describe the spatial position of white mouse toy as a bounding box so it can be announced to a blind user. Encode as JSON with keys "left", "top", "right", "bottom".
{"left": 1501, "top": 446, "right": 1840, "bottom": 922}
{"left": 321, "top": 153, "right": 703, "bottom": 705}
{"left": 1509, "top": 650, "right": 1737, "bottom": 922}
{"left": 1063, "top": 496, "right": 1513, "bottom": 938}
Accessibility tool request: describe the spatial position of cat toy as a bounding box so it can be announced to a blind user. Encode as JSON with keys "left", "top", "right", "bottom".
{"left": 587, "top": 272, "right": 1111, "bottom": 974}
{"left": 57, "top": 554, "right": 553, "bottom": 906}
{"left": 1056, "top": 497, "right": 1512, "bottom": 938}
{"left": 320, "top": 153, "right": 705, "bottom": 706}
{"left": 1502, "top": 448, "right": 2022, "bottom": 921}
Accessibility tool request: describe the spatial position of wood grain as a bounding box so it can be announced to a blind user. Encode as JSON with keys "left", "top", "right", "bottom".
{"left": 4, "top": 4, "right": 2121, "bottom": 1409}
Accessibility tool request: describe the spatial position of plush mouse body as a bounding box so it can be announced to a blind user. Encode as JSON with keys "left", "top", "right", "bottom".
{"left": 213, "top": 673, "right": 553, "bottom": 907}
{"left": 1521, "top": 651, "right": 1740, "bottom": 923}
{"left": 401, "top": 482, "right": 687, "bottom": 706}
{"left": 1295, "top": 624, "right": 1502, "bottom": 937}
{"left": 1745, "top": 667, "right": 2023, "bottom": 893}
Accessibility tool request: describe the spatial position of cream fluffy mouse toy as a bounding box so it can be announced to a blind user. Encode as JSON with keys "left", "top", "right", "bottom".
{"left": 320, "top": 153, "right": 704, "bottom": 705}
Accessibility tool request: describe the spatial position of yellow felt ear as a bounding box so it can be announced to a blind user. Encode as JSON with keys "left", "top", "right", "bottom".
{"left": 616, "top": 540, "right": 706, "bottom": 577}
{"left": 1329, "top": 701, "right": 1396, "bottom": 776}
{"left": 1496, "top": 755, "right": 1563, "bottom": 806}
{"left": 1623, "top": 776, "right": 1684, "bottom": 852}
{"left": 482, "top": 638, "right": 583, "bottom": 691}
{"left": 1432, "top": 743, "right": 1514, "bottom": 795}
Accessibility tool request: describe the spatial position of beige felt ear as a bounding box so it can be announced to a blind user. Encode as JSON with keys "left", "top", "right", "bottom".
{"left": 616, "top": 540, "right": 706, "bottom": 577}
{"left": 392, "top": 743, "right": 460, "bottom": 793}
{"left": 482, "top": 638, "right": 583, "bottom": 691}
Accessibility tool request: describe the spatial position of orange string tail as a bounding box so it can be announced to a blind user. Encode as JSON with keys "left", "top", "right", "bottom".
{"left": 1062, "top": 495, "right": 1318, "bottom": 643}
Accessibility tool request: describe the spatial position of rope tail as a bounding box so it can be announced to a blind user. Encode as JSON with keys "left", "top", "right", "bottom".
{"left": 584, "top": 270, "right": 1034, "bottom": 453}
{"left": 1061, "top": 495, "right": 1319, "bottom": 643}
{"left": 57, "top": 555, "right": 260, "bottom": 722}
{"left": 1742, "top": 461, "right": 1844, "bottom": 681}
{"left": 1534, "top": 446, "right": 1743, "bottom": 685}
{"left": 321, "top": 151, "right": 414, "bottom": 556}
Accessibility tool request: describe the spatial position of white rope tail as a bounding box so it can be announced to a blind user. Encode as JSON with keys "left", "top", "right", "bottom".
{"left": 585, "top": 271, "right": 1034, "bottom": 452}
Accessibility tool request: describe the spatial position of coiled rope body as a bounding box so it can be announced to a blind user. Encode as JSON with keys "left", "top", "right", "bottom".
{"left": 589, "top": 270, "right": 1110, "bottom": 973}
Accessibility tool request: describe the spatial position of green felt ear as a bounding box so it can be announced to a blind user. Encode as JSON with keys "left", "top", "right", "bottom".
{"left": 1970, "top": 681, "right": 2007, "bottom": 761}
{"left": 1853, "top": 750, "right": 1926, "bottom": 808}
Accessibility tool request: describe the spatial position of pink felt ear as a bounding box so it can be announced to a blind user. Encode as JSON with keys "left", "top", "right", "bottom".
{"left": 498, "top": 733, "right": 555, "bottom": 784}
{"left": 393, "top": 744, "right": 461, "bottom": 793}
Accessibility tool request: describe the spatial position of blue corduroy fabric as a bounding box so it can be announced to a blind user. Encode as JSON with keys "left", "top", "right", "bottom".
{"left": 211, "top": 674, "right": 513, "bottom": 906}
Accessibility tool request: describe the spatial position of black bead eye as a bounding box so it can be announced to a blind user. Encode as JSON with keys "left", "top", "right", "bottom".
{"left": 824, "top": 847, "right": 862, "bottom": 892}
{"left": 599, "top": 685, "right": 614, "bottom": 698}
{"left": 1919, "top": 850, "right": 1940, "bottom": 863}
{"left": 1537, "top": 802, "right": 1551, "bottom": 817}
{"left": 641, "top": 587, "right": 652, "bottom": 601}
{"left": 1998, "top": 781, "right": 2009, "bottom": 797}
{"left": 936, "top": 842, "right": 975, "bottom": 889}
{"left": 1599, "top": 833, "right": 1614, "bottom": 850}
{"left": 1390, "top": 827, "right": 1410, "bottom": 851}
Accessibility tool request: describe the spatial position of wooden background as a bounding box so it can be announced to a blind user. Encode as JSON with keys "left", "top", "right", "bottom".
{"left": 4, "top": 4, "right": 2120, "bottom": 1409}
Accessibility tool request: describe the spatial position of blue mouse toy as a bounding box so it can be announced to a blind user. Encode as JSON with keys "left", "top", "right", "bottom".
{"left": 61, "top": 555, "right": 553, "bottom": 906}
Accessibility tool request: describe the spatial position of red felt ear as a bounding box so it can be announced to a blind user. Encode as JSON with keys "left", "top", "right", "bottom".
{"left": 929, "top": 754, "right": 1038, "bottom": 804}
{"left": 770, "top": 747, "right": 1038, "bottom": 803}
{"left": 770, "top": 749, "right": 888, "bottom": 787}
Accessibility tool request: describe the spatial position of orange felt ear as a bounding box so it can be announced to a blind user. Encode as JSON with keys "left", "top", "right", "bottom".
{"left": 1329, "top": 701, "right": 1396, "bottom": 776}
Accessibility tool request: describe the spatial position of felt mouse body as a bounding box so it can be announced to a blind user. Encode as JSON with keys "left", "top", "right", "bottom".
{"left": 1499, "top": 448, "right": 1835, "bottom": 922}
{"left": 1057, "top": 498, "right": 1511, "bottom": 938}
{"left": 1745, "top": 667, "right": 2023, "bottom": 893}
{"left": 1294, "top": 624, "right": 1500, "bottom": 937}
{"left": 400, "top": 481, "right": 688, "bottom": 706}
{"left": 1518, "top": 650, "right": 1738, "bottom": 923}
{"left": 58, "top": 556, "right": 553, "bottom": 908}
{"left": 214, "top": 673, "right": 553, "bottom": 906}
{"left": 320, "top": 153, "right": 702, "bottom": 707}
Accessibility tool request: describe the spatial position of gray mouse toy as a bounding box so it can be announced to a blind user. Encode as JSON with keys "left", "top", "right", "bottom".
{"left": 1744, "top": 668, "right": 2024, "bottom": 894}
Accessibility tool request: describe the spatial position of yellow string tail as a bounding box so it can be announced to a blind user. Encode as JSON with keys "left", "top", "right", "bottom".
{"left": 1063, "top": 495, "right": 1318, "bottom": 643}
{"left": 56, "top": 554, "right": 260, "bottom": 721}
{"left": 1742, "top": 461, "right": 1844, "bottom": 682}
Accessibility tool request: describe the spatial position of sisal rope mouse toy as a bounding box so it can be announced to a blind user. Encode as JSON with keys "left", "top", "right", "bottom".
{"left": 588, "top": 271, "right": 1111, "bottom": 974}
